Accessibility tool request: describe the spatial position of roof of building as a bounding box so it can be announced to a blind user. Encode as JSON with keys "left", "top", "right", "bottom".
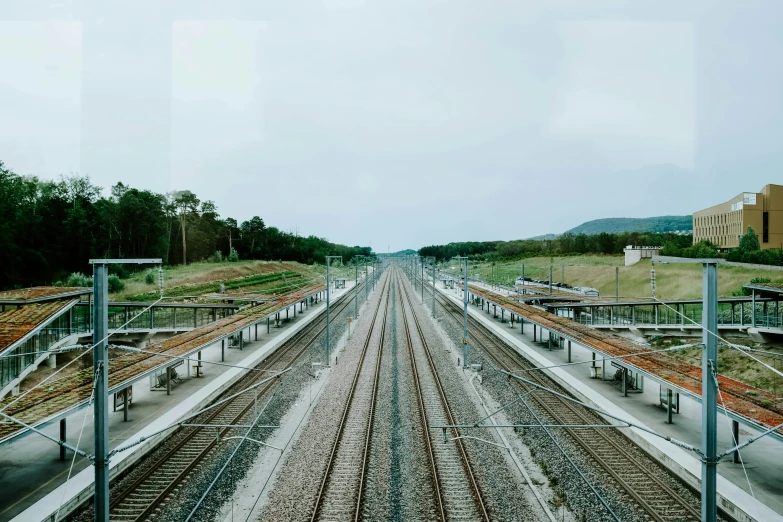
{"left": 743, "top": 282, "right": 783, "bottom": 296}
{"left": 0, "top": 300, "right": 77, "bottom": 354}
{"left": 0, "top": 283, "right": 325, "bottom": 444}
{"left": 0, "top": 287, "right": 91, "bottom": 304}
{"left": 469, "top": 285, "right": 783, "bottom": 435}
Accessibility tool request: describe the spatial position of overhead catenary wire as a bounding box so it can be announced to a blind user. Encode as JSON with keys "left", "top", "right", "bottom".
{"left": 55, "top": 366, "right": 100, "bottom": 522}
{"left": 0, "top": 296, "right": 165, "bottom": 415}
{"left": 184, "top": 391, "right": 278, "bottom": 521}
{"left": 109, "top": 369, "right": 289, "bottom": 457}
{"left": 713, "top": 368, "right": 755, "bottom": 497}
{"left": 649, "top": 295, "right": 783, "bottom": 382}
{"left": 506, "top": 343, "right": 703, "bottom": 374}
{"left": 108, "top": 345, "right": 288, "bottom": 374}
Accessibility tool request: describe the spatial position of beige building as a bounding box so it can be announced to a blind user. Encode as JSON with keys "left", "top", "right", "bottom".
{"left": 693, "top": 184, "right": 783, "bottom": 249}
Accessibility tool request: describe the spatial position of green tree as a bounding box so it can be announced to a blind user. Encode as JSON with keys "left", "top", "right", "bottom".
{"left": 738, "top": 226, "right": 760, "bottom": 253}
{"left": 240, "top": 216, "right": 266, "bottom": 257}
{"left": 172, "top": 190, "right": 200, "bottom": 265}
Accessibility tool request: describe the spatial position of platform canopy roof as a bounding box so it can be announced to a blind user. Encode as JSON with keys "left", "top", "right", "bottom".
{"left": 0, "top": 287, "right": 92, "bottom": 305}
{"left": 743, "top": 282, "right": 783, "bottom": 298}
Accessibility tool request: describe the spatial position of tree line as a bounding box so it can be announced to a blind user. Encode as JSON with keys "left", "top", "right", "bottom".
{"left": 418, "top": 231, "right": 693, "bottom": 262}
{"left": 663, "top": 227, "right": 783, "bottom": 266}
{"left": 0, "top": 161, "right": 372, "bottom": 289}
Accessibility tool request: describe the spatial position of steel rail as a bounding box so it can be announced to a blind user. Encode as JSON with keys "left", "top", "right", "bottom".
{"left": 428, "top": 282, "right": 704, "bottom": 522}
{"left": 310, "top": 274, "right": 391, "bottom": 522}
{"left": 353, "top": 279, "right": 390, "bottom": 521}
{"left": 398, "top": 272, "right": 448, "bottom": 521}
{"left": 107, "top": 279, "right": 369, "bottom": 521}
{"left": 399, "top": 271, "right": 490, "bottom": 522}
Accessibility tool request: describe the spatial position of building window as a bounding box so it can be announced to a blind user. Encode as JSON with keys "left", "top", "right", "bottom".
{"left": 763, "top": 211, "right": 769, "bottom": 243}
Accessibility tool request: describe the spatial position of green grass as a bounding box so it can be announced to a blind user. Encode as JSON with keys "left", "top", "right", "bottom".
{"left": 442, "top": 255, "right": 783, "bottom": 300}
{"left": 124, "top": 271, "right": 304, "bottom": 301}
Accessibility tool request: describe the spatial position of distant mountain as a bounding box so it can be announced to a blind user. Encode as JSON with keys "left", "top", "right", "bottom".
{"left": 566, "top": 216, "right": 692, "bottom": 235}
{"left": 526, "top": 215, "right": 692, "bottom": 239}
{"left": 380, "top": 249, "right": 417, "bottom": 256}
{"left": 528, "top": 233, "right": 559, "bottom": 240}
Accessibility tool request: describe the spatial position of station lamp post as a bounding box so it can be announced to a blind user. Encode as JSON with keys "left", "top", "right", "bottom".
{"left": 453, "top": 256, "right": 470, "bottom": 367}
{"left": 325, "top": 255, "right": 342, "bottom": 365}
{"left": 90, "top": 258, "right": 162, "bottom": 522}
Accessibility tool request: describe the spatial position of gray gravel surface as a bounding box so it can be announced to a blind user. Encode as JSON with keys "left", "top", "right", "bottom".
{"left": 259, "top": 268, "right": 543, "bottom": 521}
{"left": 67, "top": 283, "right": 371, "bottom": 522}
{"left": 398, "top": 273, "right": 542, "bottom": 522}
{"left": 427, "top": 283, "right": 711, "bottom": 522}
{"left": 258, "top": 273, "right": 391, "bottom": 522}
{"left": 362, "top": 276, "right": 436, "bottom": 521}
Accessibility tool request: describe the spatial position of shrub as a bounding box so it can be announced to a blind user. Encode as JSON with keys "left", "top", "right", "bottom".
{"left": 108, "top": 274, "right": 125, "bottom": 293}
{"left": 144, "top": 271, "right": 156, "bottom": 285}
{"left": 65, "top": 272, "right": 93, "bottom": 287}
{"left": 228, "top": 248, "right": 239, "bottom": 262}
{"left": 109, "top": 264, "right": 129, "bottom": 279}
{"left": 207, "top": 250, "right": 223, "bottom": 263}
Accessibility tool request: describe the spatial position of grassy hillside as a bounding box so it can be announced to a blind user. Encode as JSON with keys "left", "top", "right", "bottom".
{"left": 114, "top": 260, "right": 334, "bottom": 301}
{"left": 444, "top": 255, "right": 783, "bottom": 300}
{"left": 566, "top": 216, "right": 692, "bottom": 235}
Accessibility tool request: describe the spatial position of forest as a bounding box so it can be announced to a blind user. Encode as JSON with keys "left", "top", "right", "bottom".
{"left": 418, "top": 231, "right": 693, "bottom": 262}
{"left": 0, "top": 161, "right": 371, "bottom": 289}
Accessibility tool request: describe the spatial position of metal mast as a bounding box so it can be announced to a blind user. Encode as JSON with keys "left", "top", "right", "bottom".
{"left": 90, "top": 258, "right": 161, "bottom": 522}
{"left": 702, "top": 262, "right": 718, "bottom": 522}
{"left": 93, "top": 262, "right": 109, "bottom": 522}
{"left": 454, "top": 256, "right": 469, "bottom": 367}
{"left": 325, "top": 255, "right": 342, "bottom": 365}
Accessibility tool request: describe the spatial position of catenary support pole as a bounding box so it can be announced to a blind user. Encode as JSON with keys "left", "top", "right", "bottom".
{"left": 463, "top": 257, "right": 469, "bottom": 367}
{"left": 616, "top": 267, "right": 619, "bottom": 302}
{"left": 326, "top": 259, "right": 331, "bottom": 364}
{"left": 431, "top": 259, "right": 436, "bottom": 317}
{"left": 549, "top": 265, "right": 553, "bottom": 295}
{"left": 93, "top": 262, "right": 109, "bottom": 522}
{"left": 325, "top": 255, "right": 342, "bottom": 365}
{"left": 702, "top": 262, "right": 718, "bottom": 522}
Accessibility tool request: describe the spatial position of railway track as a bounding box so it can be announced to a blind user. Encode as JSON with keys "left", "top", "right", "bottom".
{"left": 107, "top": 279, "right": 370, "bottom": 522}
{"left": 397, "top": 270, "right": 490, "bottom": 522}
{"left": 310, "top": 274, "right": 391, "bottom": 522}
{"left": 427, "top": 282, "right": 703, "bottom": 522}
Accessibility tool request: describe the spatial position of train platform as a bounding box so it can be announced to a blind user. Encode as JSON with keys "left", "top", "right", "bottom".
{"left": 438, "top": 284, "right": 783, "bottom": 522}
{"left": 0, "top": 283, "right": 326, "bottom": 445}
{"left": 0, "top": 282, "right": 356, "bottom": 522}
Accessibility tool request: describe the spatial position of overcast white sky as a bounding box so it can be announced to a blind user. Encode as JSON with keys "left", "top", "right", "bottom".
{"left": 1, "top": 1, "right": 782, "bottom": 252}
